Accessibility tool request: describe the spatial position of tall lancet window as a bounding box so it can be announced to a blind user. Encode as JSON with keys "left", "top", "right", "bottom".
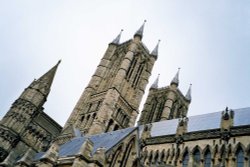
{"left": 204, "top": 149, "right": 212, "bottom": 167}
{"left": 126, "top": 56, "right": 138, "bottom": 80}
{"left": 236, "top": 147, "right": 244, "bottom": 167}
{"left": 132, "top": 62, "right": 145, "bottom": 88}
{"left": 147, "top": 98, "right": 157, "bottom": 123}
{"left": 182, "top": 151, "right": 189, "bottom": 167}
{"left": 193, "top": 148, "right": 201, "bottom": 167}
{"left": 155, "top": 100, "right": 165, "bottom": 121}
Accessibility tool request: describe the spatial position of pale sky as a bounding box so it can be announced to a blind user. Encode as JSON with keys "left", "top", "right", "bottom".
{"left": 1, "top": 0, "right": 250, "bottom": 126}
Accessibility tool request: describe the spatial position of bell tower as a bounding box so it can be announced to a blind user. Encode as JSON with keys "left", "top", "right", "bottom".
{"left": 58, "top": 21, "right": 159, "bottom": 143}
{"left": 138, "top": 70, "right": 192, "bottom": 125}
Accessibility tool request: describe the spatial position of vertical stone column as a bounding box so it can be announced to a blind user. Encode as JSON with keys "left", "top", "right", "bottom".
{"left": 112, "top": 42, "right": 138, "bottom": 90}
{"left": 161, "top": 91, "right": 176, "bottom": 120}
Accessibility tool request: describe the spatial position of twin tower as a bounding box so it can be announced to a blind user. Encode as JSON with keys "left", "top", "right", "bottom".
{"left": 0, "top": 21, "right": 192, "bottom": 162}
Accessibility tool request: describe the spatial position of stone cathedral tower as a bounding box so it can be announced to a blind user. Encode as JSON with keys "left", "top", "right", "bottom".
{"left": 0, "top": 62, "right": 62, "bottom": 164}
{"left": 138, "top": 70, "right": 192, "bottom": 125}
{"left": 57, "top": 21, "right": 159, "bottom": 144}
{"left": 2, "top": 22, "right": 250, "bottom": 167}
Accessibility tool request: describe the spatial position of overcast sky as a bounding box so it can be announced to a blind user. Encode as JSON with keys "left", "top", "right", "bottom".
{"left": 1, "top": 0, "right": 250, "bottom": 126}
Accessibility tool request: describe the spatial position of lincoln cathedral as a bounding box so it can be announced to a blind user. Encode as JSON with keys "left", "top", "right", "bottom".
{"left": 1, "top": 22, "right": 250, "bottom": 167}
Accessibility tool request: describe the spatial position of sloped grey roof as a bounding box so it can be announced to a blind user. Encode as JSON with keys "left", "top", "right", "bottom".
{"left": 59, "top": 137, "right": 85, "bottom": 157}
{"left": 59, "top": 127, "right": 136, "bottom": 157}
{"left": 33, "top": 107, "right": 250, "bottom": 161}
{"left": 234, "top": 107, "right": 250, "bottom": 126}
{"left": 150, "top": 119, "right": 179, "bottom": 137}
{"left": 150, "top": 107, "right": 250, "bottom": 137}
{"left": 33, "top": 152, "right": 45, "bottom": 161}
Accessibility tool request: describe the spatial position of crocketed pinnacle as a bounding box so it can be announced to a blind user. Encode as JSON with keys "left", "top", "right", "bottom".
{"left": 111, "top": 29, "right": 123, "bottom": 45}
{"left": 185, "top": 84, "right": 192, "bottom": 101}
{"left": 171, "top": 68, "right": 180, "bottom": 86}
{"left": 151, "top": 40, "right": 160, "bottom": 58}
{"left": 134, "top": 20, "right": 146, "bottom": 40}
{"left": 151, "top": 74, "right": 160, "bottom": 89}
{"left": 30, "top": 60, "right": 61, "bottom": 96}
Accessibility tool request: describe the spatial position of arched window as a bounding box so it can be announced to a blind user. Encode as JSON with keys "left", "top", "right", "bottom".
{"left": 115, "top": 108, "right": 121, "bottom": 118}
{"left": 193, "top": 148, "right": 201, "bottom": 167}
{"left": 87, "top": 103, "right": 92, "bottom": 112}
{"left": 132, "top": 62, "right": 145, "bottom": 88}
{"left": 155, "top": 100, "right": 165, "bottom": 121}
{"left": 154, "top": 150, "right": 159, "bottom": 164}
{"left": 147, "top": 98, "right": 157, "bottom": 123}
{"left": 204, "top": 149, "right": 212, "bottom": 167}
{"left": 120, "top": 139, "right": 135, "bottom": 167}
{"left": 96, "top": 101, "right": 102, "bottom": 110}
{"left": 105, "top": 119, "right": 114, "bottom": 132}
{"left": 126, "top": 56, "right": 138, "bottom": 80}
{"left": 91, "top": 113, "right": 96, "bottom": 125}
{"left": 160, "top": 149, "right": 165, "bottom": 163}
{"left": 182, "top": 151, "right": 189, "bottom": 167}
{"left": 113, "top": 124, "right": 119, "bottom": 131}
{"left": 236, "top": 147, "right": 244, "bottom": 167}
{"left": 148, "top": 151, "right": 153, "bottom": 164}
{"left": 80, "top": 115, "right": 85, "bottom": 122}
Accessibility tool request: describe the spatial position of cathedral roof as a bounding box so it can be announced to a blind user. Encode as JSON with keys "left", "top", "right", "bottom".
{"left": 33, "top": 107, "right": 250, "bottom": 162}
{"left": 34, "top": 127, "right": 136, "bottom": 160}
{"left": 149, "top": 107, "right": 250, "bottom": 137}
{"left": 59, "top": 127, "right": 135, "bottom": 156}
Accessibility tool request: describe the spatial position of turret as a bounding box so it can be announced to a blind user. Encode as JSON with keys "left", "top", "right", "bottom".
{"left": 111, "top": 29, "right": 123, "bottom": 45}
{"left": 150, "top": 74, "right": 160, "bottom": 89}
{"left": 185, "top": 84, "right": 192, "bottom": 102}
{"left": 133, "top": 20, "right": 146, "bottom": 42}
{"left": 150, "top": 40, "right": 160, "bottom": 60}
{"left": 170, "top": 68, "right": 180, "bottom": 87}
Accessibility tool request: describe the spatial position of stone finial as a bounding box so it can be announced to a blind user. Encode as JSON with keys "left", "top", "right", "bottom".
{"left": 176, "top": 117, "right": 189, "bottom": 136}
{"left": 220, "top": 107, "right": 234, "bottom": 141}
{"left": 150, "top": 74, "right": 160, "bottom": 89}
{"left": 151, "top": 40, "right": 160, "bottom": 59}
{"left": 111, "top": 29, "right": 123, "bottom": 45}
{"left": 134, "top": 20, "right": 146, "bottom": 40}
{"left": 141, "top": 124, "right": 152, "bottom": 140}
{"left": 170, "top": 68, "right": 180, "bottom": 87}
{"left": 185, "top": 84, "right": 192, "bottom": 102}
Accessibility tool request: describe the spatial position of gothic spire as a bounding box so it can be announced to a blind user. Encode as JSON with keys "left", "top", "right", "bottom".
{"left": 170, "top": 68, "right": 180, "bottom": 86}
{"left": 111, "top": 29, "right": 123, "bottom": 45}
{"left": 151, "top": 40, "right": 160, "bottom": 58}
{"left": 151, "top": 74, "right": 160, "bottom": 89}
{"left": 134, "top": 20, "right": 146, "bottom": 40}
{"left": 185, "top": 84, "right": 192, "bottom": 101}
{"left": 30, "top": 60, "right": 61, "bottom": 96}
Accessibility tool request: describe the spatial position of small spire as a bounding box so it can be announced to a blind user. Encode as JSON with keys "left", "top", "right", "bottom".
{"left": 111, "top": 29, "right": 123, "bottom": 44}
{"left": 171, "top": 68, "right": 180, "bottom": 86}
{"left": 30, "top": 60, "right": 61, "bottom": 96}
{"left": 151, "top": 40, "right": 160, "bottom": 58}
{"left": 185, "top": 84, "right": 192, "bottom": 101}
{"left": 134, "top": 20, "right": 146, "bottom": 40}
{"left": 151, "top": 74, "right": 160, "bottom": 89}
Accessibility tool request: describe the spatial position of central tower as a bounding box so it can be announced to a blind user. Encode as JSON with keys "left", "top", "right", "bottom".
{"left": 58, "top": 22, "right": 159, "bottom": 143}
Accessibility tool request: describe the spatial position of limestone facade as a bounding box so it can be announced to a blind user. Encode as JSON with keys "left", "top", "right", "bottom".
{"left": 1, "top": 23, "right": 250, "bottom": 167}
